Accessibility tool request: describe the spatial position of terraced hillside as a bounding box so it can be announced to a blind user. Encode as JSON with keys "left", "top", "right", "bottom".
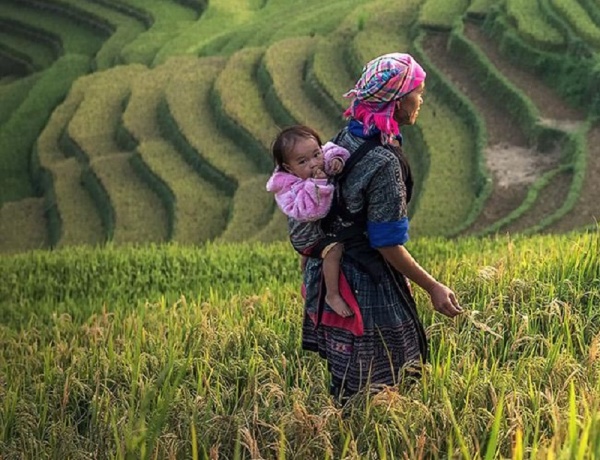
{"left": 1, "top": 0, "right": 599, "bottom": 254}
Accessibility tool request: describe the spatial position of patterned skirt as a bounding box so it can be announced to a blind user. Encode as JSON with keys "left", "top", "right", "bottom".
{"left": 301, "top": 257, "right": 428, "bottom": 394}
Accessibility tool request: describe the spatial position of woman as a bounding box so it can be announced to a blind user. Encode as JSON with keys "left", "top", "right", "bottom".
{"left": 290, "top": 52, "right": 462, "bottom": 402}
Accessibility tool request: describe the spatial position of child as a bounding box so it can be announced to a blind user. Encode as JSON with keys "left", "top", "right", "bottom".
{"left": 266, "top": 125, "right": 353, "bottom": 318}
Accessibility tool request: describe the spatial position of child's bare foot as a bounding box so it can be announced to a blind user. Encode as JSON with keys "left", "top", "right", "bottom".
{"left": 325, "top": 293, "right": 354, "bottom": 317}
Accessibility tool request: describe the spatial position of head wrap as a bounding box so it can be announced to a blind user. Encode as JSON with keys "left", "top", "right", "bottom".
{"left": 343, "top": 53, "right": 426, "bottom": 144}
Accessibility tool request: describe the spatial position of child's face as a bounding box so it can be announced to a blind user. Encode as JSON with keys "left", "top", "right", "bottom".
{"left": 283, "top": 136, "right": 324, "bottom": 180}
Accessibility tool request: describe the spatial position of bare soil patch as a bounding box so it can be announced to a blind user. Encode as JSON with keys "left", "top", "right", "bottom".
{"left": 486, "top": 143, "right": 560, "bottom": 188}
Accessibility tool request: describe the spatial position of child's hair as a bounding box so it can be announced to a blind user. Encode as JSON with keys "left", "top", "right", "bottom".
{"left": 271, "top": 125, "right": 323, "bottom": 168}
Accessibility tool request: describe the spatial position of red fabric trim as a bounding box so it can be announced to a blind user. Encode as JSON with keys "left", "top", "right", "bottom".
{"left": 301, "top": 271, "right": 364, "bottom": 337}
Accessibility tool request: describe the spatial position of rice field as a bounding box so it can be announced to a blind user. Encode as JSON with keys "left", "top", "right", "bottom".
{"left": 1, "top": 229, "right": 599, "bottom": 458}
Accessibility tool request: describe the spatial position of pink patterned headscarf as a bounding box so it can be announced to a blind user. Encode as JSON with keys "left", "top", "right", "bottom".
{"left": 343, "top": 53, "right": 426, "bottom": 144}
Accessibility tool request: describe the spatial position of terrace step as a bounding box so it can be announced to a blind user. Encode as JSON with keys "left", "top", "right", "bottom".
{"left": 213, "top": 46, "right": 277, "bottom": 165}
{"left": 462, "top": 22, "right": 589, "bottom": 235}
{"left": 153, "top": 0, "right": 255, "bottom": 65}
{"left": 418, "top": 0, "right": 471, "bottom": 30}
{"left": 548, "top": 0, "right": 600, "bottom": 52}
{"left": 0, "top": 42, "right": 35, "bottom": 77}
{"left": 465, "top": 23, "right": 585, "bottom": 123}
{"left": 0, "top": 73, "right": 38, "bottom": 126}
{"left": 89, "top": 0, "right": 197, "bottom": 66}
{"left": 90, "top": 153, "right": 169, "bottom": 244}
{"left": 65, "top": 64, "right": 169, "bottom": 244}
{"left": 310, "top": 26, "right": 357, "bottom": 116}
{"left": 261, "top": 36, "right": 339, "bottom": 139}
{"left": 6, "top": 0, "right": 146, "bottom": 68}
{"left": 423, "top": 28, "right": 569, "bottom": 236}
{"left": 0, "top": 18, "right": 59, "bottom": 70}
{"left": 163, "top": 55, "right": 275, "bottom": 240}
{"left": 56, "top": 0, "right": 147, "bottom": 68}
{"left": 0, "top": 2, "right": 104, "bottom": 56}
{"left": 504, "top": 0, "right": 566, "bottom": 51}
{"left": 466, "top": 0, "right": 502, "bottom": 20}
{"left": 47, "top": 159, "right": 105, "bottom": 247}
{"left": 164, "top": 56, "right": 262, "bottom": 183}
{"left": 579, "top": 0, "right": 600, "bottom": 28}
{"left": 500, "top": 166, "right": 573, "bottom": 234}
{"left": 0, "top": 198, "right": 47, "bottom": 254}
{"left": 203, "top": 0, "right": 362, "bottom": 56}
{"left": 216, "top": 175, "right": 275, "bottom": 242}
{"left": 35, "top": 76, "right": 105, "bottom": 247}
{"left": 171, "top": 0, "right": 205, "bottom": 16}
{"left": 407, "top": 92, "right": 481, "bottom": 237}
{"left": 122, "top": 58, "right": 230, "bottom": 243}
{"left": 249, "top": 208, "right": 288, "bottom": 243}
{"left": 0, "top": 54, "right": 90, "bottom": 202}
{"left": 546, "top": 124, "right": 600, "bottom": 232}
{"left": 348, "top": 0, "right": 419, "bottom": 74}
{"left": 536, "top": 0, "right": 596, "bottom": 58}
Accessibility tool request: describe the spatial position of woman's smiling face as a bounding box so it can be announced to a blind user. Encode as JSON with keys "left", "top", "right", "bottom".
{"left": 394, "top": 83, "right": 425, "bottom": 126}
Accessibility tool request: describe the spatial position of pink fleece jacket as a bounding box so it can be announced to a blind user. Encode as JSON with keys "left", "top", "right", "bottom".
{"left": 265, "top": 142, "right": 350, "bottom": 222}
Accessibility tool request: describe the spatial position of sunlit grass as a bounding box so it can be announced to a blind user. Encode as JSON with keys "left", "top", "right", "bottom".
{"left": 1, "top": 229, "right": 599, "bottom": 457}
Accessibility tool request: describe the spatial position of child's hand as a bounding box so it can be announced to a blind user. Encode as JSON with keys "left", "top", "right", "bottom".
{"left": 328, "top": 158, "right": 344, "bottom": 174}
{"left": 312, "top": 168, "right": 327, "bottom": 179}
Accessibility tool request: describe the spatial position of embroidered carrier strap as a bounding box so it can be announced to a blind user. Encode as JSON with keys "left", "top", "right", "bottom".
{"left": 323, "top": 136, "right": 414, "bottom": 281}
{"left": 325, "top": 137, "right": 381, "bottom": 224}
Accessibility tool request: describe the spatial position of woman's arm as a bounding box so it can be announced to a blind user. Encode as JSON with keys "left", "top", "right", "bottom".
{"left": 363, "top": 151, "right": 462, "bottom": 318}
{"left": 377, "top": 245, "right": 462, "bottom": 318}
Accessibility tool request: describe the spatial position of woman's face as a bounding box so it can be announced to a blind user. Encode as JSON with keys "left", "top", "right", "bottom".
{"left": 394, "top": 83, "right": 425, "bottom": 126}
{"left": 283, "top": 136, "right": 324, "bottom": 180}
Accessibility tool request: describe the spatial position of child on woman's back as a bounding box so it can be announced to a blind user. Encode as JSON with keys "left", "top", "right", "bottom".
{"left": 266, "top": 125, "right": 353, "bottom": 317}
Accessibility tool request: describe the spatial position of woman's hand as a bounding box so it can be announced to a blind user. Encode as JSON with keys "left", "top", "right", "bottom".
{"left": 376, "top": 245, "right": 463, "bottom": 318}
{"left": 428, "top": 282, "right": 462, "bottom": 318}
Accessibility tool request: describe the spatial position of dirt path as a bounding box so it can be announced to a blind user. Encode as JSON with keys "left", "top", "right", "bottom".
{"left": 421, "top": 23, "right": 588, "bottom": 235}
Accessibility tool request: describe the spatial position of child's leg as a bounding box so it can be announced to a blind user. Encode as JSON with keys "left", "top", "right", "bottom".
{"left": 323, "top": 243, "right": 353, "bottom": 317}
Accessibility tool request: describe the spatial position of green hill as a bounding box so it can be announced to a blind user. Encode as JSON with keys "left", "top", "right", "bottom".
{"left": 1, "top": 0, "right": 599, "bottom": 254}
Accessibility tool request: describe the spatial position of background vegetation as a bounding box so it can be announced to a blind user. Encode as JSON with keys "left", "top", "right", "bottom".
{"left": 1, "top": 0, "right": 599, "bottom": 252}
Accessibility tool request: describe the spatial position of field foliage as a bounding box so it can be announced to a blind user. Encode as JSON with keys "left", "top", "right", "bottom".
{"left": 1, "top": 230, "right": 599, "bottom": 458}
{"left": 2, "top": 0, "right": 600, "bottom": 250}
